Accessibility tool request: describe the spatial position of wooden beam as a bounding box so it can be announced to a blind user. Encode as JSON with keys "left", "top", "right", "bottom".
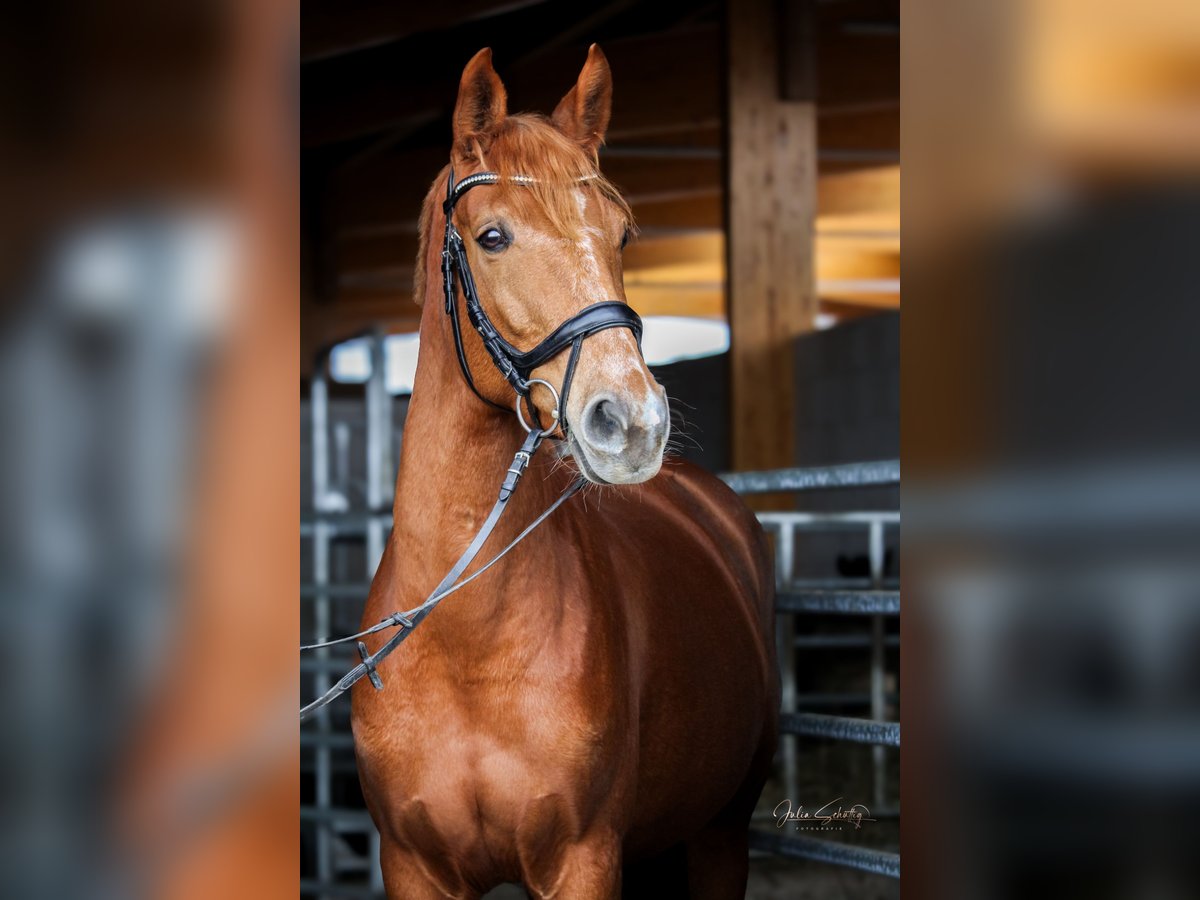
{"left": 781, "top": 0, "right": 818, "bottom": 101}
{"left": 623, "top": 232, "right": 721, "bottom": 271}
{"left": 818, "top": 165, "right": 899, "bottom": 215}
{"left": 728, "top": 0, "right": 818, "bottom": 471}
{"left": 817, "top": 165, "right": 900, "bottom": 233}
{"left": 815, "top": 237, "right": 899, "bottom": 281}
{"left": 623, "top": 284, "right": 725, "bottom": 318}
{"left": 622, "top": 232, "right": 896, "bottom": 291}
{"left": 819, "top": 283, "right": 900, "bottom": 308}
{"left": 820, "top": 298, "right": 897, "bottom": 319}
{"left": 629, "top": 193, "right": 723, "bottom": 232}
{"left": 817, "top": 105, "right": 899, "bottom": 155}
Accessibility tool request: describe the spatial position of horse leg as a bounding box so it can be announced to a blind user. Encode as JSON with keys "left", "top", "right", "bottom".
{"left": 685, "top": 734, "right": 776, "bottom": 900}
{"left": 378, "top": 835, "right": 480, "bottom": 900}
{"left": 522, "top": 832, "right": 622, "bottom": 900}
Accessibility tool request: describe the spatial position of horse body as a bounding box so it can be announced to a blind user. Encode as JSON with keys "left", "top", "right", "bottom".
{"left": 351, "top": 46, "right": 778, "bottom": 899}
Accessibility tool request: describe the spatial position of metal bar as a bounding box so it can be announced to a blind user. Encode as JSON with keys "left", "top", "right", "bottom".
{"left": 757, "top": 519, "right": 900, "bottom": 534}
{"left": 301, "top": 656, "right": 358, "bottom": 673}
{"left": 794, "top": 634, "right": 900, "bottom": 649}
{"left": 774, "top": 521, "right": 798, "bottom": 808}
{"left": 777, "top": 590, "right": 899, "bottom": 615}
{"left": 311, "top": 373, "right": 333, "bottom": 897}
{"left": 795, "top": 691, "right": 899, "bottom": 708}
{"left": 301, "top": 732, "right": 357, "bottom": 749}
{"left": 311, "top": 372, "right": 330, "bottom": 510}
{"left": 334, "top": 421, "right": 351, "bottom": 500}
{"left": 869, "top": 522, "right": 886, "bottom": 586}
{"left": 756, "top": 511, "right": 900, "bottom": 526}
{"left": 721, "top": 460, "right": 899, "bottom": 494}
{"left": 365, "top": 331, "right": 391, "bottom": 572}
{"left": 301, "top": 806, "right": 376, "bottom": 826}
{"left": 786, "top": 577, "right": 901, "bottom": 590}
{"left": 301, "top": 583, "right": 373, "bottom": 599}
{"left": 781, "top": 712, "right": 900, "bottom": 747}
{"left": 369, "top": 829, "right": 384, "bottom": 891}
{"left": 300, "top": 512, "right": 392, "bottom": 532}
{"left": 314, "top": 529, "right": 332, "bottom": 898}
{"left": 748, "top": 831, "right": 900, "bottom": 879}
{"left": 300, "top": 881, "right": 384, "bottom": 899}
{"left": 869, "top": 520, "right": 888, "bottom": 809}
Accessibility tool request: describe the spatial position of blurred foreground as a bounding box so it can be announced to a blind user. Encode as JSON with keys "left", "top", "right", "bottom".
{"left": 905, "top": 1, "right": 1200, "bottom": 898}
{"left": 0, "top": 1, "right": 297, "bottom": 898}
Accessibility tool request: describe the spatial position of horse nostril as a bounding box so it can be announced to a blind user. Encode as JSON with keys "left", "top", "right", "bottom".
{"left": 583, "top": 396, "right": 629, "bottom": 451}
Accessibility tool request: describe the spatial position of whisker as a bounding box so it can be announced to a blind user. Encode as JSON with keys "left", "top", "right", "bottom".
{"left": 665, "top": 393, "right": 697, "bottom": 412}
{"left": 662, "top": 393, "right": 705, "bottom": 455}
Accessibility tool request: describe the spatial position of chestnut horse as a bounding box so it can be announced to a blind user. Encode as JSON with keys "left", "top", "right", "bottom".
{"left": 352, "top": 46, "right": 778, "bottom": 899}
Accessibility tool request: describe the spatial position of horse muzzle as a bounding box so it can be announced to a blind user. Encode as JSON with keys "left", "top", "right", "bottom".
{"left": 568, "top": 388, "right": 669, "bottom": 484}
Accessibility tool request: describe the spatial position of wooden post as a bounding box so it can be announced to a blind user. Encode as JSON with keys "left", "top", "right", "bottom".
{"left": 727, "top": 0, "right": 818, "bottom": 472}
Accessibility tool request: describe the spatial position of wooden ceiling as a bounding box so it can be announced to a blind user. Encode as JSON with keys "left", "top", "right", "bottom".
{"left": 302, "top": 0, "right": 899, "bottom": 365}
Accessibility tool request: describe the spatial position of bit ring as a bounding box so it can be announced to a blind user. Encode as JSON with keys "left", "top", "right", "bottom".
{"left": 516, "top": 378, "right": 561, "bottom": 438}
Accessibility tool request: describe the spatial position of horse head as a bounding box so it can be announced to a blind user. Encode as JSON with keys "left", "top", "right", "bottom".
{"left": 423, "top": 46, "right": 670, "bottom": 484}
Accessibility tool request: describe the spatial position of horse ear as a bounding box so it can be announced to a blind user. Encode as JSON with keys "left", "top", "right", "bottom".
{"left": 453, "top": 48, "right": 507, "bottom": 159}
{"left": 552, "top": 44, "right": 612, "bottom": 154}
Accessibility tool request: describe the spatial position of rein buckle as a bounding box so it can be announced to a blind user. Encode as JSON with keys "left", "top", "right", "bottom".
{"left": 500, "top": 430, "right": 544, "bottom": 501}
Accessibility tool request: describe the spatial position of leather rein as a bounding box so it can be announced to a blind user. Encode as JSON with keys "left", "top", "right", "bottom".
{"left": 300, "top": 169, "right": 643, "bottom": 721}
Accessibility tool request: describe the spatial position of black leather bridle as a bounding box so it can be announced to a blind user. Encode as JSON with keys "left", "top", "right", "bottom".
{"left": 300, "top": 169, "right": 642, "bottom": 720}
{"left": 440, "top": 169, "right": 643, "bottom": 436}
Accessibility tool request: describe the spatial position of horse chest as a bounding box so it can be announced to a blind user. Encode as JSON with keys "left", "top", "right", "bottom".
{"left": 361, "top": 652, "right": 622, "bottom": 843}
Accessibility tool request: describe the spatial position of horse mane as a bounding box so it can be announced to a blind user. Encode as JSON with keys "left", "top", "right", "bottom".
{"left": 414, "top": 113, "right": 633, "bottom": 305}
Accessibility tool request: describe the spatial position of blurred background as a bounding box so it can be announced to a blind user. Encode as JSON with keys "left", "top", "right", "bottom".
{"left": 300, "top": 0, "right": 901, "bottom": 897}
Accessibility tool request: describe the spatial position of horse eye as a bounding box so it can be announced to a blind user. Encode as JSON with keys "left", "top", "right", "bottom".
{"left": 620, "top": 228, "right": 630, "bottom": 251}
{"left": 476, "top": 227, "right": 509, "bottom": 253}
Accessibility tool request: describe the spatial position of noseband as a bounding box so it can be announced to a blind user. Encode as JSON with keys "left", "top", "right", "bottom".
{"left": 300, "top": 167, "right": 645, "bottom": 720}
{"left": 441, "top": 169, "right": 643, "bottom": 436}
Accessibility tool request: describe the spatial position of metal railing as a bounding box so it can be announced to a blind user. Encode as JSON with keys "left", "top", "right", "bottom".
{"left": 302, "top": 457, "right": 900, "bottom": 893}
{"left": 727, "top": 460, "right": 900, "bottom": 881}
{"left": 304, "top": 339, "right": 392, "bottom": 897}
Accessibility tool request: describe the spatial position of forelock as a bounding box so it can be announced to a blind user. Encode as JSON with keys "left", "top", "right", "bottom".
{"left": 465, "top": 114, "right": 632, "bottom": 239}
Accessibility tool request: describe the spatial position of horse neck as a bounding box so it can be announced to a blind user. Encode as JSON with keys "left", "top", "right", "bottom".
{"left": 387, "top": 293, "right": 562, "bottom": 607}
{"left": 395, "top": 297, "right": 513, "bottom": 510}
